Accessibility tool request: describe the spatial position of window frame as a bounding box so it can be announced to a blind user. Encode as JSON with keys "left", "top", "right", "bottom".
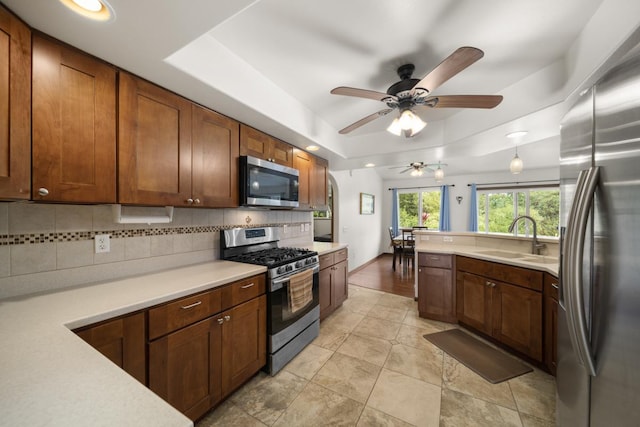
{"left": 397, "top": 187, "right": 441, "bottom": 229}
{"left": 476, "top": 185, "right": 560, "bottom": 239}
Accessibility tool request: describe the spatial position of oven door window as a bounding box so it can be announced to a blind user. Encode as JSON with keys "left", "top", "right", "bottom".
{"left": 248, "top": 165, "right": 299, "bottom": 203}
{"left": 270, "top": 270, "right": 319, "bottom": 336}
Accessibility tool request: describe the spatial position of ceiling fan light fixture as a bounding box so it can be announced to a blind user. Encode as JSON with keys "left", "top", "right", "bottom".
{"left": 434, "top": 166, "right": 445, "bottom": 182}
{"left": 387, "top": 118, "right": 403, "bottom": 136}
{"left": 410, "top": 168, "right": 423, "bottom": 177}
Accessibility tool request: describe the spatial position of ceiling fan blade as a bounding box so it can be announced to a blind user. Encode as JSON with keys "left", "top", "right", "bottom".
{"left": 412, "top": 47, "right": 484, "bottom": 95}
{"left": 331, "top": 87, "right": 397, "bottom": 102}
{"left": 338, "top": 109, "right": 393, "bottom": 134}
{"left": 398, "top": 167, "right": 413, "bottom": 174}
{"left": 425, "top": 95, "right": 503, "bottom": 109}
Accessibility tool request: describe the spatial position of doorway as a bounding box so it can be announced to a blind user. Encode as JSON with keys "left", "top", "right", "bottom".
{"left": 313, "top": 177, "right": 335, "bottom": 242}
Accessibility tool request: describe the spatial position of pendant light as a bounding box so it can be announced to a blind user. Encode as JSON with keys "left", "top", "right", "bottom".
{"left": 434, "top": 164, "right": 445, "bottom": 182}
{"left": 510, "top": 144, "right": 524, "bottom": 174}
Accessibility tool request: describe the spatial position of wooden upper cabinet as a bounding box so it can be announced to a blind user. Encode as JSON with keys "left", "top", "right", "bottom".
{"left": 240, "top": 124, "right": 293, "bottom": 167}
{"left": 293, "top": 148, "right": 312, "bottom": 208}
{"left": 191, "top": 104, "right": 239, "bottom": 207}
{"left": 118, "top": 72, "right": 192, "bottom": 206}
{"left": 311, "top": 156, "right": 328, "bottom": 209}
{"left": 32, "top": 35, "right": 116, "bottom": 203}
{"left": 0, "top": 6, "right": 30, "bottom": 200}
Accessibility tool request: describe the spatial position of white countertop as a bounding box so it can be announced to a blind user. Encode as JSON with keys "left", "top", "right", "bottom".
{"left": 306, "top": 241, "right": 348, "bottom": 255}
{"left": 414, "top": 244, "right": 558, "bottom": 276}
{"left": 0, "top": 261, "right": 267, "bottom": 427}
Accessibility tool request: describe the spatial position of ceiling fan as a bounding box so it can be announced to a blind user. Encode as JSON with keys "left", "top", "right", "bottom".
{"left": 330, "top": 47, "right": 503, "bottom": 137}
{"left": 391, "top": 161, "right": 447, "bottom": 181}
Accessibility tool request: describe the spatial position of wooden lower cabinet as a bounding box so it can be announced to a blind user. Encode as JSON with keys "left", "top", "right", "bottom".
{"left": 417, "top": 253, "right": 456, "bottom": 323}
{"left": 544, "top": 273, "right": 559, "bottom": 375}
{"left": 75, "top": 312, "right": 146, "bottom": 385}
{"left": 319, "top": 248, "right": 348, "bottom": 320}
{"left": 456, "top": 256, "right": 543, "bottom": 362}
{"left": 149, "top": 294, "right": 266, "bottom": 421}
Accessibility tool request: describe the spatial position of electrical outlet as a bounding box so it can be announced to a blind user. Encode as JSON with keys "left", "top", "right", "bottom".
{"left": 304, "top": 223, "right": 310, "bottom": 232}
{"left": 94, "top": 234, "right": 110, "bottom": 253}
{"left": 283, "top": 224, "right": 288, "bottom": 234}
{"left": 443, "top": 236, "right": 454, "bottom": 243}
{"left": 300, "top": 224, "right": 305, "bottom": 233}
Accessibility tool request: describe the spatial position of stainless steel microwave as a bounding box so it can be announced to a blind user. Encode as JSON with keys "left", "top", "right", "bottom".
{"left": 240, "top": 155, "right": 299, "bottom": 208}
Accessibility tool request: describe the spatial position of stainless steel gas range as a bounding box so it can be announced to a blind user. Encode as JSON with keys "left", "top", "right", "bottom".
{"left": 220, "top": 227, "right": 319, "bottom": 375}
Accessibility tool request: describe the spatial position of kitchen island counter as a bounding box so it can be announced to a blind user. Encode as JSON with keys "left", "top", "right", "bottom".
{"left": 0, "top": 261, "right": 266, "bottom": 427}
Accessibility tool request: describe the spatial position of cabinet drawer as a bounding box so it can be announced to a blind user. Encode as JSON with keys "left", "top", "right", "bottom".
{"left": 334, "top": 248, "right": 348, "bottom": 264}
{"left": 419, "top": 253, "right": 452, "bottom": 269}
{"left": 544, "top": 273, "right": 559, "bottom": 300}
{"left": 456, "top": 256, "right": 543, "bottom": 291}
{"left": 319, "top": 252, "right": 335, "bottom": 269}
{"left": 221, "top": 274, "right": 266, "bottom": 309}
{"left": 148, "top": 288, "right": 222, "bottom": 340}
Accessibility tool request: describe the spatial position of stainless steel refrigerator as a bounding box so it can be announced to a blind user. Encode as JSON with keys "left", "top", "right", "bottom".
{"left": 558, "top": 50, "right": 640, "bottom": 426}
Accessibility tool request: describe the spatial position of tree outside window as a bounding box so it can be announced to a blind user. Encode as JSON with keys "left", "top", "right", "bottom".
{"left": 477, "top": 187, "right": 559, "bottom": 238}
{"left": 398, "top": 190, "right": 440, "bottom": 230}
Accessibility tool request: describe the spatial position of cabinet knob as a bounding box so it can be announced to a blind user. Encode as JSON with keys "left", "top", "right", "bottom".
{"left": 193, "top": 198, "right": 201, "bottom": 205}
{"left": 418, "top": 269, "right": 422, "bottom": 273}
{"left": 224, "top": 315, "right": 231, "bottom": 322}
{"left": 38, "top": 188, "right": 49, "bottom": 197}
{"left": 217, "top": 318, "right": 224, "bottom": 325}
{"left": 186, "top": 198, "right": 194, "bottom": 204}
{"left": 486, "top": 281, "right": 491, "bottom": 287}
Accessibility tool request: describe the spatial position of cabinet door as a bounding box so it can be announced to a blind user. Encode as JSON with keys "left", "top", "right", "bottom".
{"left": 32, "top": 35, "right": 116, "bottom": 203}
{"left": 118, "top": 72, "right": 192, "bottom": 206}
{"left": 191, "top": 104, "right": 239, "bottom": 207}
{"left": 0, "top": 6, "right": 30, "bottom": 200}
{"left": 270, "top": 138, "right": 293, "bottom": 167}
{"left": 544, "top": 295, "right": 558, "bottom": 375}
{"left": 311, "top": 156, "right": 328, "bottom": 209}
{"left": 76, "top": 312, "right": 146, "bottom": 385}
{"left": 456, "top": 272, "right": 492, "bottom": 334}
{"left": 333, "top": 260, "right": 348, "bottom": 308}
{"left": 293, "top": 148, "right": 312, "bottom": 209}
{"left": 418, "top": 266, "right": 455, "bottom": 322}
{"left": 492, "top": 281, "right": 543, "bottom": 361}
{"left": 319, "top": 266, "right": 333, "bottom": 320}
{"left": 148, "top": 316, "right": 222, "bottom": 421}
{"left": 239, "top": 124, "right": 293, "bottom": 167}
{"left": 221, "top": 295, "right": 267, "bottom": 395}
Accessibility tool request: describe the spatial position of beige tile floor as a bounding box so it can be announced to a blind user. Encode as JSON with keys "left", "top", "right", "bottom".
{"left": 197, "top": 285, "right": 556, "bottom": 427}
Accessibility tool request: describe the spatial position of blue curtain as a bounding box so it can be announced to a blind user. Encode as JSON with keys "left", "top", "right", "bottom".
{"left": 391, "top": 188, "right": 399, "bottom": 237}
{"left": 439, "top": 185, "right": 451, "bottom": 231}
{"left": 469, "top": 183, "right": 478, "bottom": 231}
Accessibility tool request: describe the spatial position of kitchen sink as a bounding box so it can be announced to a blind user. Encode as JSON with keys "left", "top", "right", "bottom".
{"left": 476, "top": 250, "right": 527, "bottom": 259}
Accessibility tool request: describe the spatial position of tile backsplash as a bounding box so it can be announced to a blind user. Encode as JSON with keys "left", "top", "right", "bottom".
{"left": 0, "top": 203, "right": 313, "bottom": 299}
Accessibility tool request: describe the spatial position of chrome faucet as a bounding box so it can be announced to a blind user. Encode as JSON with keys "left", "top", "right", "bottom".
{"left": 508, "top": 215, "right": 546, "bottom": 255}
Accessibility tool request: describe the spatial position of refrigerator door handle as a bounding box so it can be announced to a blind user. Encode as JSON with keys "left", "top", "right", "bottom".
{"left": 563, "top": 166, "right": 599, "bottom": 377}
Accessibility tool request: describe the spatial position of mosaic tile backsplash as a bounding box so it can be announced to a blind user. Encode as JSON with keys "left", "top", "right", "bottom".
{"left": 0, "top": 203, "right": 313, "bottom": 299}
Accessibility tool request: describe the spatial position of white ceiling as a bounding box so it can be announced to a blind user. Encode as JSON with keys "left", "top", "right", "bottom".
{"left": 5, "top": 0, "right": 640, "bottom": 181}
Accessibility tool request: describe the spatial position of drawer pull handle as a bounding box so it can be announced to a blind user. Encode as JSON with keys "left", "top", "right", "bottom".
{"left": 429, "top": 256, "right": 439, "bottom": 260}
{"left": 181, "top": 301, "right": 202, "bottom": 310}
{"left": 224, "top": 315, "right": 231, "bottom": 321}
{"left": 551, "top": 283, "right": 559, "bottom": 290}
{"left": 241, "top": 283, "right": 255, "bottom": 289}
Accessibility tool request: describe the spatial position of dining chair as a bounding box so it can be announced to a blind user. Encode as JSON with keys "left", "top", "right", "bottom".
{"left": 388, "top": 227, "right": 403, "bottom": 271}
{"left": 401, "top": 229, "right": 415, "bottom": 270}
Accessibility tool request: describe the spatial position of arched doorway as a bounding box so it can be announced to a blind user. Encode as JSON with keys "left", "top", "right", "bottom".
{"left": 313, "top": 174, "right": 338, "bottom": 242}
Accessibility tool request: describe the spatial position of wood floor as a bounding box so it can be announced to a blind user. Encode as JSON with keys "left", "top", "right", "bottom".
{"left": 348, "top": 253, "right": 415, "bottom": 298}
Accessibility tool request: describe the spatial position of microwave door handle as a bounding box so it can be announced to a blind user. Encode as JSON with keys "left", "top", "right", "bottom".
{"left": 564, "top": 166, "right": 599, "bottom": 377}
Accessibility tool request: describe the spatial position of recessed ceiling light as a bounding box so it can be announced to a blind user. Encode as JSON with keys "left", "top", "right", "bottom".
{"left": 365, "top": 163, "right": 375, "bottom": 168}
{"left": 60, "top": 0, "right": 115, "bottom": 21}
{"left": 306, "top": 145, "right": 319, "bottom": 152}
{"left": 506, "top": 131, "right": 528, "bottom": 139}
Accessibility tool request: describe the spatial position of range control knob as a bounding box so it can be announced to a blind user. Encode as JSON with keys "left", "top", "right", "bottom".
{"left": 277, "top": 266, "right": 286, "bottom": 275}
{"left": 286, "top": 264, "right": 293, "bottom": 272}
{"left": 295, "top": 261, "right": 304, "bottom": 268}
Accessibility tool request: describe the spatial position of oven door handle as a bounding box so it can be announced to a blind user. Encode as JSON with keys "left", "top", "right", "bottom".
{"left": 271, "top": 264, "right": 319, "bottom": 291}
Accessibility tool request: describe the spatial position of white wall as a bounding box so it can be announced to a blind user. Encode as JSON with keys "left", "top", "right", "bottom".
{"left": 380, "top": 167, "right": 559, "bottom": 253}
{"left": 331, "top": 168, "right": 384, "bottom": 271}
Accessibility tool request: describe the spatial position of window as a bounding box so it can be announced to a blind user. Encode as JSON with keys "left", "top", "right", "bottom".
{"left": 477, "top": 187, "right": 559, "bottom": 238}
{"left": 398, "top": 189, "right": 441, "bottom": 229}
